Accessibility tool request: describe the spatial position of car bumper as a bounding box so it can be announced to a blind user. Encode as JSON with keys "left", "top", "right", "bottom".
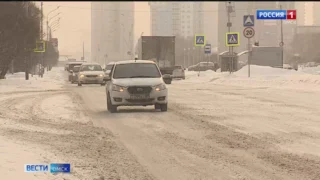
{"left": 172, "top": 75, "right": 185, "bottom": 79}
{"left": 109, "top": 89, "right": 168, "bottom": 106}
{"left": 79, "top": 76, "right": 104, "bottom": 84}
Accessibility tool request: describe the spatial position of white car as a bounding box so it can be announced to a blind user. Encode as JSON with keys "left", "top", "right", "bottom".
{"left": 104, "top": 60, "right": 170, "bottom": 113}
{"left": 78, "top": 63, "right": 105, "bottom": 86}
{"left": 172, "top": 65, "right": 185, "bottom": 79}
{"left": 104, "top": 62, "right": 115, "bottom": 78}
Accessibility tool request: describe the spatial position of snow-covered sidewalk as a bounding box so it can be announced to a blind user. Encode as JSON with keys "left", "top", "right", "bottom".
{"left": 182, "top": 65, "right": 320, "bottom": 91}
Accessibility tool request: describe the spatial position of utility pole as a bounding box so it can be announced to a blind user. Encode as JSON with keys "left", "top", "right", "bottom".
{"left": 226, "top": 2, "right": 234, "bottom": 74}
{"left": 83, "top": 42, "right": 85, "bottom": 61}
{"left": 280, "top": 4, "right": 284, "bottom": 67}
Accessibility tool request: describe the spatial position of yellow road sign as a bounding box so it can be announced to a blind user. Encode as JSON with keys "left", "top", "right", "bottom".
{"left": 34, "top": 41, "right": 46, "bottom": 53}
{"left": 194, "top": 34, "right": 206, "bottom": 47}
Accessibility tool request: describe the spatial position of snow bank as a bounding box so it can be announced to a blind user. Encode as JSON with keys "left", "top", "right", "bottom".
{"left": 299, "top": 66, "right": 320, "bottom": 75}
{"left": 184, "top": 70, "right": 221, "bottom": 83}
{"left": 180, "top": 65, "right": 320, "bottom": 91}
{"left": 235, "top": 65, "right": 305, "bottom": 77}
{"left": 0, "top": 67, "right": 65, "bottom": 93}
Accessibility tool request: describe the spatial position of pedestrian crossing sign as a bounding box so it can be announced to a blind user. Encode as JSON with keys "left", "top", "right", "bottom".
{"left": 34, "top": 41, "right": 46, "bottom": 52}
{"left": 226, "top": 32, "right": 240, "bottom": 47}
{"left": 194, "top": 34, "right": 206, "bottom": 46}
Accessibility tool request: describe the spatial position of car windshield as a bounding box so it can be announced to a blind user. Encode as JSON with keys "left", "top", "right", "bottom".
{"left": 69, "top": 64, "right": 82, "bottom": 70}
{"left": 81, "top": 65, "right": 103, "bottom": 71}
{"left": 73, "top": 66, "right": 80, "bottom": 72}
{"left": 113, "top": 63, "right": 161, "bottom": 79}
{"left": 106, "top": 65, "right": 114, "bottom": 71}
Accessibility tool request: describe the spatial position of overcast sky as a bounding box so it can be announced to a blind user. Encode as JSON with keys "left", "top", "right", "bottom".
{"left": 39, "top": 2, "right": 150, "bottom": 60}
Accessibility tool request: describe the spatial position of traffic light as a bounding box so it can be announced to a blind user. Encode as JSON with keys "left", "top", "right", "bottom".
{"left": 254, "top": 41, "right": 259, "bottom": 46}
{"left": 34, "top": 41, "right": 46, "bottom": 52}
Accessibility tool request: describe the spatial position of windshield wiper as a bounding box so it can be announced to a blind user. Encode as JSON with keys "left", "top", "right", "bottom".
{"left": 128, "top": 75, "right": 157, "bottom": 78}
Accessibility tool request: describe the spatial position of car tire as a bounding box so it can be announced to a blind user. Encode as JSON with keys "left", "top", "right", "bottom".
{"left": 101, "top": 83, "right": 106, "bottom": 86}
{"left": 107, "top": 93, "right": 117, "bottom": 113}
{"left": 160, "top": 104, "right": 168, "bottom": 112}
{"left": 154, "top": 104, "right": 161, "bottom": 110}
{"left": 78, "top": 83, "right": 82, "bottom": 86}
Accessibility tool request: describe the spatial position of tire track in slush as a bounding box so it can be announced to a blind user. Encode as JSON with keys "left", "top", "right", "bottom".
{"left": 0, "top": 90, "right": 156, "bottom": 180}
{"left": 166, "top": 101, "right": 320, "bottom": 180}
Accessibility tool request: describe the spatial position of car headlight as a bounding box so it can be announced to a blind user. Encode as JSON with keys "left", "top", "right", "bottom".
{"left": 154, "top": 83, "right": 166, "bottom": 91}
{"left": 99, "top": 74, "right": 104, "bottom": 77}
{"left": 80, "top": 74, "right": 85, "bottom": 78}
{"left": 112, "top": 84, "right": 125, "bottom": 92}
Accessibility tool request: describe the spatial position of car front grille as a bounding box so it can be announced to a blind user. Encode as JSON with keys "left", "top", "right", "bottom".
{"left": 127, "top": 86, "right": 152, "bottom": 94}
{"left": 126, "top": 98, "right": 154, "bottom": 103}
{"left": 86, "top": 75, "right": 98, "bottom": 78}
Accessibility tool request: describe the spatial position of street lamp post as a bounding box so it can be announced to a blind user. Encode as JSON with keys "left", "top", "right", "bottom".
{"left": 46, "top": 6, "right": 60, "bottom": 41}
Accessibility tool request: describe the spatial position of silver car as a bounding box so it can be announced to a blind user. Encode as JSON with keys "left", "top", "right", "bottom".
{"left": 78, "top": 63, "right": 105, "bottom": 86}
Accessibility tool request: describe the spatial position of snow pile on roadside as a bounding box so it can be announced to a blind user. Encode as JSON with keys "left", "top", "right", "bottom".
{"left": 215, "top": 65, "right": 320, "bottom": 90}
{"left": 182, "top": 65, "right": 320, "bottom": 90}
{"left": 0, "top": 67, "right": 66, "bottom": 93}
{"left": 299, "top": 66, "right": 320, "bottom": 75}
{"left": 235, "top": 65, "right": 305, "bottom": 77}
{"left": 184, "top": 70, "right": 221, "bottom": 83}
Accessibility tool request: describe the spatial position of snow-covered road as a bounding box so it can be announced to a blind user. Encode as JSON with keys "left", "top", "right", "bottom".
{"left": 1, "top": 66, "right": 320, "bottom": 180}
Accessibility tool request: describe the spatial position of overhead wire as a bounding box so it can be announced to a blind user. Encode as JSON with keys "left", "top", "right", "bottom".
{"left": 43, "top": 4, "right": 251, "bottom": 13}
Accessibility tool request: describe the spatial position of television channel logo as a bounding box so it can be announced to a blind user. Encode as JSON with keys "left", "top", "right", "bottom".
{"left": 50, "top": 163, "right": 71, "bottom": 173}
{"left": 257, "top": 10, "right": 296, "bottom": 20}
{"left": 24, "top": 164, "right": 49, "bottom": 172}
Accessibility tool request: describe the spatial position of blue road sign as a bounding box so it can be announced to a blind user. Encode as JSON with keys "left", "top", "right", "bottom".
{"left": 256, "top": 10, "right": 286, "bottom": 20}
{"left": 194, "top": 34, "right": 206, "bottom": 46}
{"left": 226, "top": 32, "right": 240, "bottom": 47}
{"left": 243, "top": 15, "right": 254, "bottom": 27}
{"left": 204, "top": 44, "right": 211, "bottom": 54}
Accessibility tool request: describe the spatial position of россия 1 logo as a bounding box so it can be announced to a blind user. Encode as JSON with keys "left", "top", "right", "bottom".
{"left": 256, "top": 9, "right": 296, "bottom": 20}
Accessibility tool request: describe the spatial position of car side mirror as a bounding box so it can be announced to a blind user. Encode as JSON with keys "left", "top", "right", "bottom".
{"left": 103, "top": 76, "right": 111, "bottom": 81}
{"left": 162, "top": 74, "right": 171, "bottom": 79}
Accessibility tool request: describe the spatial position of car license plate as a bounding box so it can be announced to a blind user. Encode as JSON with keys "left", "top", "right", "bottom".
{"left": 130, "top": 94, "right": 150, "bottom": 99}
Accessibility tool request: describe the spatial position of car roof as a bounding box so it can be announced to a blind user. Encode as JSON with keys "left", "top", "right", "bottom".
{"left": 68, "top": 61, "right": 85, "bottom": 65}
{"left": 115, "top": 60, "right": 156, "bottom": 65}
{"left": 73, "top": 65, "right": 81, "bottom": 68}
{"left": 81, "top": 62, "right": 101, "bottom": 66}
{"left": 107, "top": 62, "right": 115, "bottom": 65}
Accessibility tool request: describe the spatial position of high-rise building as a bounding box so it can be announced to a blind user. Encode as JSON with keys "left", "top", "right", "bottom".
{"left": 313, "top": 2, "right": 320, "bottom": 25}
{"left": 203, "top": 2, "right": 218, "bottom": 48}
{"left": 91, "top": 2, "right": 134, "bottom": 65}
{"left": 149, "top": 2, "right": 204, "bottom": 38}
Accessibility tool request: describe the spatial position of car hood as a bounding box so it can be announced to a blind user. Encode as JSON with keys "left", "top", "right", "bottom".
{"left": 112, "top": 78, "right": 164, "bottom": 87}
{"left": 79, "top": 71, "right": 104, "bottom": 75}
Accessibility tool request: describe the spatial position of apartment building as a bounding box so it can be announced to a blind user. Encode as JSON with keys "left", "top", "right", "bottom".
{"left": 149, "top": 2, "right": 204, "bottom": 38}
{"left": 91, "top": 2, "right": 134, "bottom": 65}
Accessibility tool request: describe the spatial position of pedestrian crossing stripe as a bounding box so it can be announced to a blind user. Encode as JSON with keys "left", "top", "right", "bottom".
{"left": 225, "top": 32, "right": 240, "bottom": 47}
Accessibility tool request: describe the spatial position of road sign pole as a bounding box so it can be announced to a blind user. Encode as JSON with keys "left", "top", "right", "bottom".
{"left": 248, "top": 38, "right": 250, "bottom": 77}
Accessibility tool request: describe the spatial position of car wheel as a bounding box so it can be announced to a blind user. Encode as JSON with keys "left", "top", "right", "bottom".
{"left": 160, "top": 104, "right": 168, "bottom": 112}
{"left": 154, "top": 104, "right": 161, "bottom": 110}
{"left": 78, "top": 83, "right": 82, "bottom": 86}
{"left": 107, "top": 93, "right": 117, "bottom": 113}
{"left": 101, "top": 83, "right": 106, "bottom": 86}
